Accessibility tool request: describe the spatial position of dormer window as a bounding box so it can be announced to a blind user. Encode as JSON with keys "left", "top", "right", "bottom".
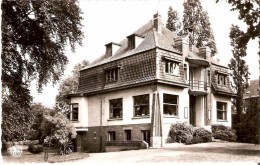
{"left": 165, "top": 60, "right": 179, "bottom": 76}
{"left": 128, "top": 35, "right": 135, "bottom": 50}
{"left": 217, "top": 74, "right": 226, "bottom": 85}
{"left": 127, "top": 34, "right": 144, "bottom": 50}
{"left": 105, "top": 68, "right": 119, "bottom": 83}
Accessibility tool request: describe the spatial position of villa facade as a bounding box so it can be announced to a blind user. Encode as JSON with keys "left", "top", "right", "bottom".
{"left": 69, "top": 13, "right": 234, "bottom": 152}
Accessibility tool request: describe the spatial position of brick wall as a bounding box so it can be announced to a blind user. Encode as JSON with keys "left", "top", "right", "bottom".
{"left": 77, "top": 123, "right": 151, "bottom": 152}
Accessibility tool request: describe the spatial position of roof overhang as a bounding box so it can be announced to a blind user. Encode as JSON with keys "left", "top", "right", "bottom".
{"left": 186, "top": 57, "right": 210, "bottom": 66}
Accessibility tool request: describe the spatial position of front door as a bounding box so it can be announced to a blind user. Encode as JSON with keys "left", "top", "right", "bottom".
{"left": 189, "top": 96, "right": 196, "bottom": 126}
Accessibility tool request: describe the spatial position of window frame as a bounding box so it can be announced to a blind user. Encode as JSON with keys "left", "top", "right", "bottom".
{"left": 105, "top": 68, "right": 119, "bottom": 83}
{"left": 124, "top": 130, "right": 131, "bottom": 141}
{"left": 107, "top": 131, "right": 116, "bottom": 141}
{"left": 165, "top": 60, "right": 180, "bottom": 76}
{"left": 216, "top": 101, "right": 227, "bottom": 121}
{"left": 70, "top": 103, "right": 79, "bottom": 121}
{"left": 133, "top": 94, "right": 150, "bottom": 117}
{"left": 217, "top": 74, "right": 226, "bottom": 85}
{"left": 109, "top": 98, "right": 123, "bottom": 119}
{"left": 163, "top": 94, "right": 179, "bottom": 117}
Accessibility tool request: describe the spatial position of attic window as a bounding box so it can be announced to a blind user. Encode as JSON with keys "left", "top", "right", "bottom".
{"left": 217, "top": 74, "right": 226, "bottom": 85}
{"left": 128, "top": 35, "right": 135, "bottom": 50}
{"left": 165, "top": 60, "right": 180, "bottom": 76}
{"left": 105, "top": 68, "right": 119, "bottom": 83}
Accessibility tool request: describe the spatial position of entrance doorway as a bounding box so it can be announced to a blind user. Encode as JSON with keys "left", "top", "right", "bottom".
{"left": 189, "top": 95, "right": 196, "bottom": 126}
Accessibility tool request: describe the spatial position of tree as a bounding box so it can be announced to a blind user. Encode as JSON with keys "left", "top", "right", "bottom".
{"left": 56, "top": 60, "right": 89, "bottom": 113}
{"left": 216, "top": 0, "right": 259, "bottom": 47}
{"left": 29, "top": 103, "right": 54, "bottom": 142}
{"left": 182, "top": 0, "right": 217, "bottom": 55}
{"left": 166, "top": 6, "right": 182, "bottom": 33}
{"left": 1, "top": 0, "right": 83, "bottom": 141}
{"left": 2, "top": 98, "right": 32, "bottom": 142}
{"left": 228, "top": 25, "right": 250, "bottom": 140}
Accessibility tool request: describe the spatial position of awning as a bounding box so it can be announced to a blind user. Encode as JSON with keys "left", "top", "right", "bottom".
{"left": 75, "top": 127, "right": 88, "bottom": 131}
{"left": 186, "top": 57, "right": 210, "bottom": 66}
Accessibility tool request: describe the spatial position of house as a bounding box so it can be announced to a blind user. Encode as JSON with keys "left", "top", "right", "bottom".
{"left": 69, "top": 13, "right": 234, "bottom": 152}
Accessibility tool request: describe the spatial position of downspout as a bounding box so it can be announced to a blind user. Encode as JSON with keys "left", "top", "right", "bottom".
{"left": 97, "top": 94, "right": 105, "bottom": 152}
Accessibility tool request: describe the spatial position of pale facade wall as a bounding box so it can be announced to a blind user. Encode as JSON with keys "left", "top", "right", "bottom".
{"left": 87, "top": 85, "right": 153, "bottom": 127}
{"left": 211, "top": 94, "right": 232, "bottom": 127}
{"left": 195, "top": 96, "right": 205, "bottom": 127}
{"left": 157, "top": 84, "right": 189, "bottom": 144}
{"left": 70, "top": 97, "right": 88, "bottom": 128}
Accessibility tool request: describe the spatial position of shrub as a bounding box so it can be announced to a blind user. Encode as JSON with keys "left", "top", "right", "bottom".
{"left": 41, "top": 112, "right": 76, "bottom": 155}
{"left": 28, "top": 144, "right": 43, "bottom": 154}
{"left": 211, "top": 124, "right": 229, "bottom": 133}
{"left": 193, "top": 127, "right": 212, "bottom": 143}
{"left": 168, "top": 123, "right": 194, "bottom": 143}
{"left": 213, "top": 129, "right": 237, "bottom": 142}
{"left": 185, "top": 136, "right": 202, "bottom": 145}
{"left": 57, "top": 139, "right": 74, "bottom": 155}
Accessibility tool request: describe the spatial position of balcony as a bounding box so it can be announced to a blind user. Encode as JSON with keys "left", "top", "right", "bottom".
{"left": 189, "top": 80, "right": 207, "bottom": 96}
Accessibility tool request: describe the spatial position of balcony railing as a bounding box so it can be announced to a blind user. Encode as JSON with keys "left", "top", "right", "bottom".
{"left": 189, "top": 80, "right": 207, "bottom": 92}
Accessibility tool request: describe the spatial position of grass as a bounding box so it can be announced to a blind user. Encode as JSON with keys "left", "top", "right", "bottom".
{"left": 2, "top": 150, "right": 89, "bottom": 163}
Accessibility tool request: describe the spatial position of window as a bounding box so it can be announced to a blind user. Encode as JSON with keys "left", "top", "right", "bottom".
{"left": 163, "top": 94, "right": 178, "bottom": 116}
{"left": 133, "top": 94, "right": 149, "bottom": 116}
{"left": 107, "top": 131, "right": 116, "bottom": 141}
{"left": 109, "top": 98, "right": 123, "bottom": 118}
{"left": 217, "top": 101, "right": 227, "bottom": 120}
{"left": 142, "top": 130, "right": 150, "bottom": 144}
{"left": 124, "top": 130, "right": 131, "bottom": 141}
{"left": 165, "top": 60, "right": 179, "bottom": 76}
{"left": 217, "top": 74, "right": 226, "bottom": 85}
{"left": 105, "top": 68, "right": 118, "bottom": 83}
{"left": 71, "top": 103, "right": 79, "bottom": 121}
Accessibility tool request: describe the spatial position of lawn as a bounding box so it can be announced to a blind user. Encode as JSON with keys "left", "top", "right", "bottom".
{"left": 2, "top": 150, "right": 89, "bottom": 163}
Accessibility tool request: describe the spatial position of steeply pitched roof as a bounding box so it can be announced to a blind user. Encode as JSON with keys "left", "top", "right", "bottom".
{"left": 82, "top": 19, "right": 181, "bottom": 70}
{"left": 244, "top": 79, "right": 259, "bottom": 98}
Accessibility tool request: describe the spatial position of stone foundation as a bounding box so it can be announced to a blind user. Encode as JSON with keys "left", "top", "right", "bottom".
{"left": 150, "top": 136, "right": 162, "bottom": 148}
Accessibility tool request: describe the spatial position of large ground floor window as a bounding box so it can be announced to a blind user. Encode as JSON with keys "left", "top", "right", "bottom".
{"left": 133, "top": 94, "right": 149, "bottom": 117}
{"left": 217, "top": 101, "right": 227, "bottom": 120}
{"left": 109, "top": 98, "right": 123, "bottom": 118}
{"left": 163, "top": 94, "right": 178, "bottom": 116}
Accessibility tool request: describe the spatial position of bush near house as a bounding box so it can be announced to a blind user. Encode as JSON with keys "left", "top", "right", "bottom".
{"left": 168, "top": 123, "right": 212, "bottom": 145}
{"left": 168, "top": 123, "right": 194, "bottom": 143}
{"left": 212, "top": 124, "right": 237, "bottom": 142}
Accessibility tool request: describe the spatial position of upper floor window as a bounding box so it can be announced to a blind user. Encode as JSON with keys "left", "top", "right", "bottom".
{"left": 217, "top": 74, "right": 226, "bottom": 85}
{"left": 70, "top": 103, "right": 79, "bottom": 121}
{"left": 163, "top": 94, "right": 178, "bottom": 116}
{"left": 105, "top": 68, "right": 118, "bottom": 83}
{"left": 165, "top": 60, "right": 179, "bottom": 76}
{"left": 217, "top": 101, "right": 227, "bottom": 120}
{"left": 133, "top": 94, "right": 149, "bottom": 117}
{"left": 109, "top": 98, "right": 123, "bottom": 118}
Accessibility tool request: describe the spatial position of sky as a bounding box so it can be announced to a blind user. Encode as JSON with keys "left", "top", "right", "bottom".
{"left": 30, "top": 0, "right": 259, "bottom": 108}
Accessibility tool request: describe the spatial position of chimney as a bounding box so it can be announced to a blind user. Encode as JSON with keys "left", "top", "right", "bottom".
{"left": 153, "top": 12, "right": 162, "bottom": 33}
{"left": 174, "top": 36, "right": 189, "bottom": 57}
{"left": 199, "top": 46, "right": 211, "bottom": 61}
{"left": 105, "top": 42, "right": 121, "bottom": 58}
